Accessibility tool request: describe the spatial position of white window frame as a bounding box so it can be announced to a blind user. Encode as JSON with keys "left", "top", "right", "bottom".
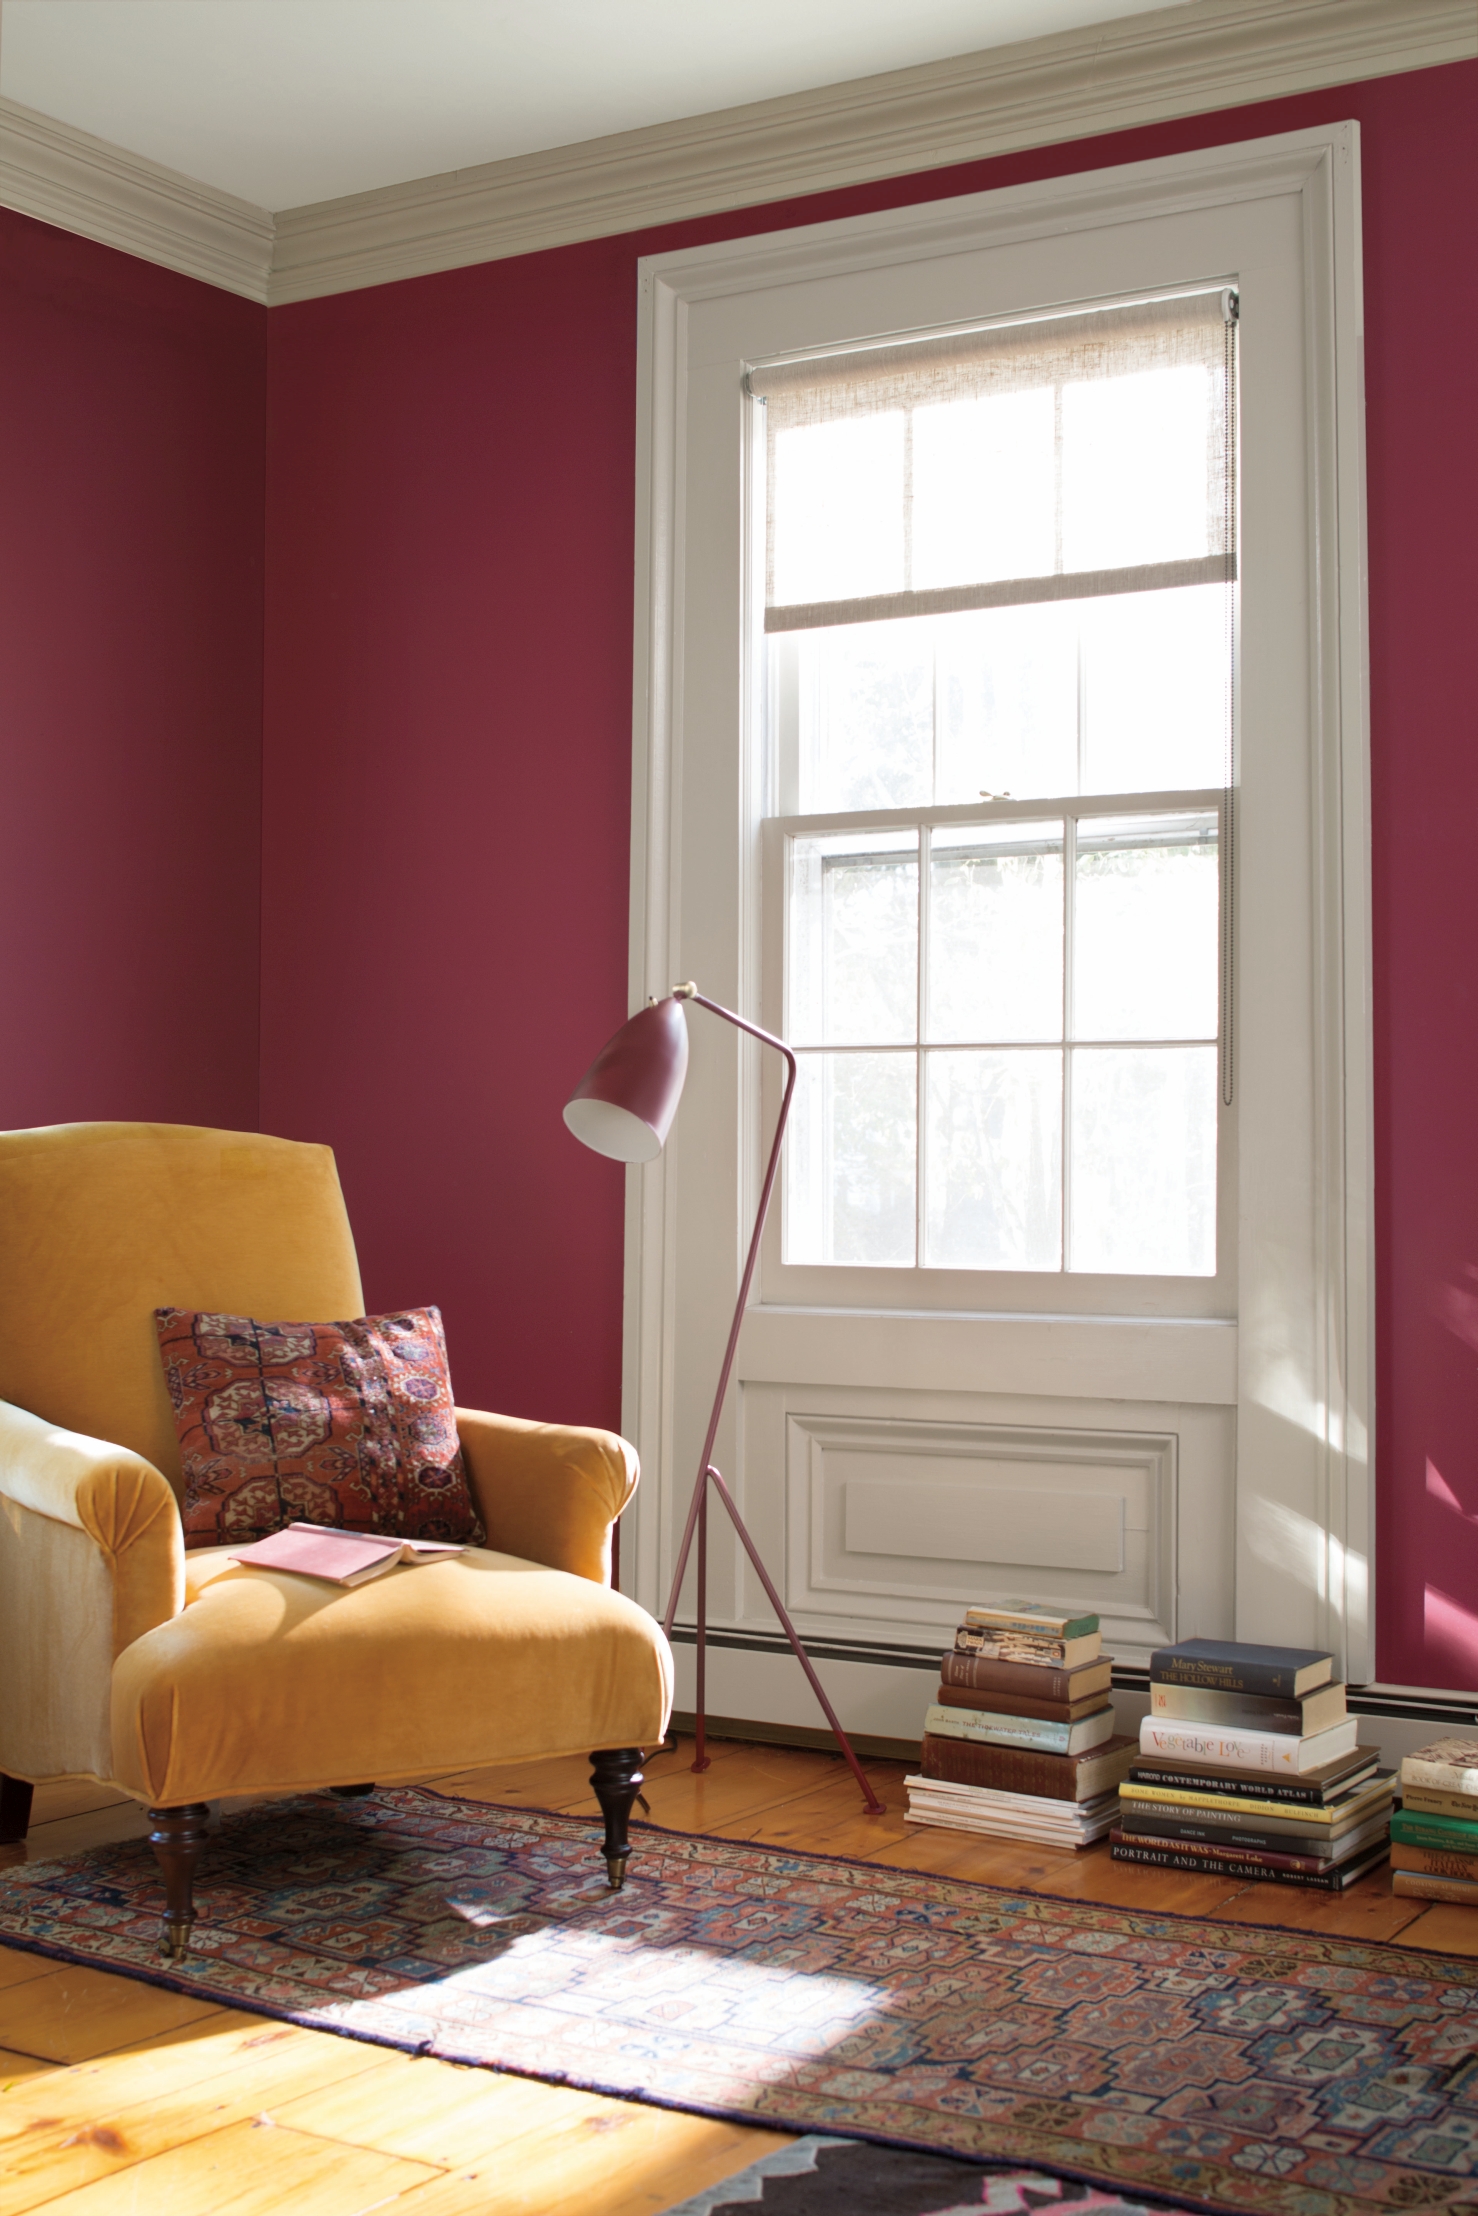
{"left": 624, "top": 124, "right": 1372, "bottom": 1681}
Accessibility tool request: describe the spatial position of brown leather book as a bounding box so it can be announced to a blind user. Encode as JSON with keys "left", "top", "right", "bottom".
{"left": 934, "top": 1681, "right": 1110, "bottom": 1723}
{"left": 921, "top": 1732, "right": 1136, "bottom": 1803}
{"left": 1391, "top": 1841, "right": 1478, "bottom": 1882}
{"left": 1391, "top": 1870, "right": 1478, "bottom": 1905}
{"left": 939, "top": 1652, "right": 1113, "bottom": 1704}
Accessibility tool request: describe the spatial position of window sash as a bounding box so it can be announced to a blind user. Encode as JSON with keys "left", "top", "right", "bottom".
{"left": 776, "top": 791, "right": 1224, "bottom": 1277}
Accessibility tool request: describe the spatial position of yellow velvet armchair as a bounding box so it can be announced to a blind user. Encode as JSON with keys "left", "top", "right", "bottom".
{"left": 0, "top": 1122, "right": 673, "bottom": 1957}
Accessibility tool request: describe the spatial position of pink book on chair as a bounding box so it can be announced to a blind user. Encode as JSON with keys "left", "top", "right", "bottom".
{"left": 230, "top": 1522, "right": 464, "bottom": 1587}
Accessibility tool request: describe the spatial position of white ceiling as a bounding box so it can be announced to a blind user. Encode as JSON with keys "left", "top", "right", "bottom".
{"left": 0, "top": 0, "right": 1188, "bottom": 212}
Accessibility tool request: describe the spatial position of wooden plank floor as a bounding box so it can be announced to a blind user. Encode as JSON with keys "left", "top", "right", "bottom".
{"left": 3, "top": 1735, "right": 1476, "bottom": 2212}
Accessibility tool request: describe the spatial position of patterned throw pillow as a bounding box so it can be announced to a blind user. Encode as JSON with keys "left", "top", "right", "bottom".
{"left": 155, "top": 1305, "right": 486, "bottom": 1551}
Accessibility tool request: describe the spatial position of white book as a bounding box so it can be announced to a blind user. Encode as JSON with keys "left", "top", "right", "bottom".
{"left": 923, "top": 1703, "right": 1114, "bottom": 1757}
{"left": 1399, "top": 1738, "right": 1478, "bottom": 1795}
{"left": 1137, "top": 1713, "right": 1360, "bottom": 1774}
{"left": 906, "top": 1777, "right": 1120, "bottom": 1813}
{"left": 903, "top": 1777, "right": 1119, "bottom": 1837}
{"left": 903, "top": 1799, "right": 1117, "bottom": 1847}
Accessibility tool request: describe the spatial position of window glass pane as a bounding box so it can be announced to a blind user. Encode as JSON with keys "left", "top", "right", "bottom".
{"left": 928, "top": 822, "right": 1064, "bottom": 1043}
{"left": 1073, "top": 813, "right": 1218, "bottom": 1041}
{"left": 1083, "top": 585, "right": 1228, "bottom": 793}
{"left": 935, "top": 605, "right": 1079, "bottom": 805}
{"left": 786, "top": 1051, "right": 917, "bottom": 1265}
{"left": 912, "top": 388, "right": 1056, "bottom": 588}
{"left": 796, "top": 621, "right": 933, "bottom": 812}
{"left": 924, "top": 1049, "right": 1062, "bottom": 1270}
{"left": 1062, "top": 366, "right": 1211, "bottom": 571}
{"left": 773, "top": 415, "right": 905, "bottom": 605}
{"left": 788, "top": 829, "right": 918, "bottom": 1046}
{"left": 1069, "top": 1046, "right": 1217, "bottom": 1274}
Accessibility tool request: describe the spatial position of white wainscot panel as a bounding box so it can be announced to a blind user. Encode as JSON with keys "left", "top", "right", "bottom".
{"left": 791, "top": 1414, "right": 1176, "bottom": 1652}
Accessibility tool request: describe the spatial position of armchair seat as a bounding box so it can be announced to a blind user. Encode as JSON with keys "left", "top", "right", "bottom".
{"left": 115, "top": 1546, "right": 670, "bottom": 1807}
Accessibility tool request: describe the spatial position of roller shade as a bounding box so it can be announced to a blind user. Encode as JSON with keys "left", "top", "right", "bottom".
{"left": 750, "top": 289, "right": 1238, "bottom": 634}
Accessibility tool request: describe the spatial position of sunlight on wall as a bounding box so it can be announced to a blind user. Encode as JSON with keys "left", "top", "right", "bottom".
{"left": 1423, "top": 1585, "right": 1478, "bottom": 1689}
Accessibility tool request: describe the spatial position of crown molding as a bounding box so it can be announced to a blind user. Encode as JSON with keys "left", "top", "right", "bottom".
{"left": 0, "top": 0, "right": 1470, "bottom": 309}
{"left": 0, "top": 94, "right": 273, "bottom": 302}
{"left": 268, "top": 0, "right": 1471, "bottom": 304}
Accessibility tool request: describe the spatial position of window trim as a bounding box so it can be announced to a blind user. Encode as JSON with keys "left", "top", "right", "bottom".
{"left": 626, "top": 123, "right": 1371, "bottom": 1678}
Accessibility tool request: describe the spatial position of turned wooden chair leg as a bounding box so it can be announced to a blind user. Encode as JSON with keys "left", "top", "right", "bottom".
{"left": 0, "top": 1776, "right": 34, "bottom": 1846}
{"left": 589, "top": 1748, "right": 644, "bottom": 1890}
{"left": 148, "top": 1803, "right": 211, "bottom": 1960}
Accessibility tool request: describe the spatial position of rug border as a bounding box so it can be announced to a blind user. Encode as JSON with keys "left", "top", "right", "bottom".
{"left": 429, "top": 1790, "right": 1478, "bottom": 1977}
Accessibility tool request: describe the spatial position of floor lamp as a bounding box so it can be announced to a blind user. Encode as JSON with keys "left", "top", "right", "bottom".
{"left": 564, "top": 983, "right": 884, "bottom": 1813}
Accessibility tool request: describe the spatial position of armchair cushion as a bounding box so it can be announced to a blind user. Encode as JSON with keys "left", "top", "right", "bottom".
{"left": 112, "top": 1545, "right": 674, "bottom": 1805}
{"left": 156, "top": 1305, "right": 484, "bottom": 1550}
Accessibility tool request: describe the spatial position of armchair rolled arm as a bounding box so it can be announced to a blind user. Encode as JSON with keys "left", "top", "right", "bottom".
{"left": 455, "top": 1408, "right": 637, "bottom": 1585}
{"left": 0, "top": 1399, "right": 185, "bottom": 1656}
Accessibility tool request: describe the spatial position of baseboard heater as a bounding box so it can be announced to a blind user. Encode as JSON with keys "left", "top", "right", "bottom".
{"left": 667, "top": 1625, "right": 1478, "bottom": 1730}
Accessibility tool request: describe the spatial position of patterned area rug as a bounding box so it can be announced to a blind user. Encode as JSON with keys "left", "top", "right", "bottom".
{"left": 1, "top": 1790, "right": 1475, "bottom": 2216}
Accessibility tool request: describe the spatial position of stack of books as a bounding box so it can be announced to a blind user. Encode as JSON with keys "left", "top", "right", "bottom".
{"left": 1390, "top": 1739, "right": 1478, "bottom": 1904}
{"left": 905, "top": 1602, "right": 1136, "bottom": 1848}
{"left": 1111, "top": 1638, "right": 1394, "bottom": 1891}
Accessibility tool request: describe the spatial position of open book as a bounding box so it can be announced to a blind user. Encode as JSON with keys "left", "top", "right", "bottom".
{"left": 230, "top": 1522, "right": 465, "bottom": 1587}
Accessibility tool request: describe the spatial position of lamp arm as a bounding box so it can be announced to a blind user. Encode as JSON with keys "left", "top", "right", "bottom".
{"left": 660, "top": 989, "right": 795, "bottom": 1641}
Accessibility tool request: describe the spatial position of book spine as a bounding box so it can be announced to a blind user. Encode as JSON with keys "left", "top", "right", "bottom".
{"left": 1119, "top": 1812, "right": 1339, "bottom": 1851}
{"left": 1400, "top": 1758, "right": 1478, "bottom": 1797}
{"left": 1150, "top": 1653, "right": 1307, "bottom": 1697}
{"left": 1390, "top": 1811, "right": 1478, "bottom": 1851}
{"left": 1126, "top": 1763, "right": 1357, "bottom": 1807}
{"left": 935, "top": 1682, "right": 1078, "bottom": 1722}
{"left": 954, "top": 1629, "right": 1070, "bottom": 1663}
{"left": 1109, "top": 1827, "right": 1334, "bottom": 1875}
{"left": 1110, "top": 1840, "right": 1382, "bottom": 1890}
{"left": 1392, "top": 1870, "right": 1478, "bottom": 1904}
{"left": 1139, "top": 1718, "right": 1342, "bottom": 1771}
{"left": 1148, "top": 1685, "right": 1335, "bottom": 1732}
{"left": 1119, "top": 1782, "right": 1348, "bottom": 1823}
{"left": 1391, "top": 1843, "right": 1478, "bottom": 1882}
{"left": 963, "top": 1609, "right": 1098, "bottom": 1639}
{"left": 921, "top": 1734, "right": 1077, "bottom": 1800}
{"left": 939, "top": 1653, "right": 1098, "bottom": 1702}
{"left": 924, "top": 1705, "right": 1076, "bottom": 1754}
{"left": 1399, "top": 1784, "right": 1478, "bottom": 1821}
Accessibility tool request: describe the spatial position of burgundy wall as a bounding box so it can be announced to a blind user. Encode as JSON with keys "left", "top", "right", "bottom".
{"left": 0, "top": 208, "right": 266, "bottom": 1133}
{"left": 260, "top": 60, "right": 1477, "bottom": 1686}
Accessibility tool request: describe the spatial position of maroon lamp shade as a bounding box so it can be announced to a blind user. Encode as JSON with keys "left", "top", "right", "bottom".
{"left": 563, "top": 995, "right": 690, "bottom": 1163}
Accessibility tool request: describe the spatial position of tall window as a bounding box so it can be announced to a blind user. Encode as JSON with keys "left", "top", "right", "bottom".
{"left": 755, "top": 291, "right": 1237, "bottom": 1278}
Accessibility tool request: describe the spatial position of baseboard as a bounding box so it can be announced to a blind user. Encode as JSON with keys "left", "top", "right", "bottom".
{"left": 668, "top": 1711, "right": 922, "bottom": 1765}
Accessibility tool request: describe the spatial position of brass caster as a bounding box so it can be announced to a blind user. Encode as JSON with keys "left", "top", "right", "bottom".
{"left": 604, "top": 1856, "right": 628, "bottom": 1891}
{"left": 158, "top": 1919, "right": 193, "bottom": 1962}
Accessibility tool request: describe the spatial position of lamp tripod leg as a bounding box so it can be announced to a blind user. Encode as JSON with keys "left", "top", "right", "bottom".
{"left": 705, "top": 1466, "right": 886, "bottom": 1816}
{"left": 693, "top": 1478, "right": 710, "bottom": 1774}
